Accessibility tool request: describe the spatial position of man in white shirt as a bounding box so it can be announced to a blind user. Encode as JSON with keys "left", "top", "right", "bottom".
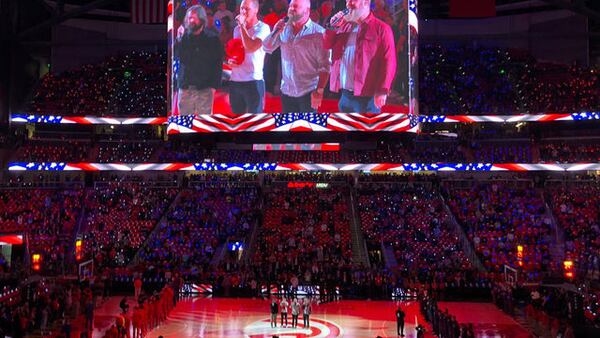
{"left": 229, "top": 0, "right": 271, "bottom": 114}
{"left": 263, "top": 0, "right": 331, "bottom": 112}
{"left": 280, "top": 297, "right": 289, "bottom": 327}
{"left": 303, "top": 298, "right": 311, "bottom": 328}
{"left": 291, "top": 298, "right": 300, "bottom": 328}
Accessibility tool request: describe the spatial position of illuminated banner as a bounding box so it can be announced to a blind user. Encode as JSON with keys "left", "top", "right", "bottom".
{"left": 8, "top": 162, "right": 600, "bottom": 172}
{"left": 167, "top": 113, "right": 418, "bottom": 133}
{"left": 167, "top": 0, "right": 419, "bottom": 133}
{"left": 10, "top": 115, "right": 168, "bottom": 124}
{"left": 180, "top": 283, "right": 213, "bottom": 294}
{"left": 420, "top": 112, "right": 600, "bottom": 123}
{"left": 10, "top": 112, "right": 600, "bottom": 127}
{"left": 261, "top": 284, "right": 339, "bottom": 296}
{"left": 287, "top": 182, "right": 330, "bottom": 189}
{"left": 253, "top": 143, "right": 340, "bottom": 151}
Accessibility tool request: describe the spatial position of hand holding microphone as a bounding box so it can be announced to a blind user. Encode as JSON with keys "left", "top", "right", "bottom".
{"left": 235, "top": 14, "right": 246, "bottom": 27}
{"left": 328, "top": 9, "right": 350, "bottom": 29}
{"left": 272, "top": 17, "right": 289, "bottom": 35}
{"left": 177, "top": 25, "right": 185, "bottom": 40}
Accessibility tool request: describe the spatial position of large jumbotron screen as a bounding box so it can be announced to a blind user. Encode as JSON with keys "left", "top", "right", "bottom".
{"left": 167, "top": 0, "right": 418, "bottom": 133}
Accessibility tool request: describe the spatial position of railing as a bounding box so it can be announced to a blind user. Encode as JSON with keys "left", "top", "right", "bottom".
{"left": 209, "top": 243, "right": 228, "bottom": 266}
{"left": 544, "top": 178, "right": 600, "bottom": 188}
{"left": 348, "top": 187, "right": 370, "bottom": 268}
{"left": 243, "top": 188, "right": 265, "bottom": 265}
{"left": 66, "top": 190, "right": 90, "bottom": 273}
{"left": 94, "top": 180, "right": 180, "bottom": 188}
{"left": 381, "top": 241, "right": 398, "bottom": 269}
{"left": 0, "top": 181, "right": 84, "bottom": 189}
{"left": 356, "top": 180, "right": 433, "bottom": 189}
{"left": 189, "top": 180, "right": 258, "bottom": 188}
{"left": 130, "top": 189, "right": 183, "bottom": 266}
{"left": 440, "top": 193, "right": 487, "bottom": 272}
{"left": 540, "top": 190, "right": 564, "bottom": 250}
{"left": 443, "top": 178, "right": 534, "bottom": 189}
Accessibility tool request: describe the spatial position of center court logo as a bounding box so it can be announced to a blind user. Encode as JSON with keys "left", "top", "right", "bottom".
{"left": 243, "top": 318, "right": 343, "bottom": 338}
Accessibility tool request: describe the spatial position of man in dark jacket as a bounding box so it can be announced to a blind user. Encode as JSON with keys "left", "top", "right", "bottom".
{"left": 396, "top": 305, "right": 405, "bottom": 336}
{"left": 175, "top": 5, "right": 224, "bottom": 115}
{"left": 270, "top": 298, "right": 279, "bottom": 327}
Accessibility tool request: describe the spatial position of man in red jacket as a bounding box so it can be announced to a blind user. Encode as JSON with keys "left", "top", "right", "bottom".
{"left": 324, "top": 0, "right": 396, "bottom": 113}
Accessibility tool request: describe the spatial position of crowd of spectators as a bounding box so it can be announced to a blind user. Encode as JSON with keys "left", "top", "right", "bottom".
{"left": 264, "top": 172, "right": 351, "bottom": 183}
{"left": 14, "top": 141, "right": 90, "bottom": 162}
{"left": 347, "top": 142, "right": 413, "bottom": 163}
{"left": 137, "top": 184, "right": 260, "bottom": 277}
{"left": 0, "top": 188, "right": 84, "bottom": 274}
{"left": 445, "top": 183, "right": 555, "bottom": 280}
{"left": 276, "top": 150, "right": 341, "bottom": 163}
{"left": 540, "top": 141, "right": 600, "bottom": 163}
{"left": 471, "top": 142, "right": 533, "bottom": 163}
{"left": 158, "top": 143, "right": 270, "bottom": 163}
{"left": 0, "top": 277, "right": 102, "bottom": 338}
{"left": 0, "top": 173, "right": 599, "bottom": 338}
{"left": 97, "top": 141, "right": 160, "bottom": 163}
{"left": 357, "top": 184, "right": 475, "bottom": 289}
{"left": 0, "top": 272, "right": 178, "bottom": 338}
{"left": 548, "top": 183, "right": 600, "bottom": 280}
{"left": 251, "top": 187, "right": 355, "bottom": 292}
{"left": 413, "top": 141, "right": 468, "bottom": 163}
{"left": 347, "top": 149, "right": 410, "bottom": 163}
{"left": 491, "top": 282, "right": 584, "bottom": 338}
{"left": 13, "top": 135, "right": 600, "bottom": 164}
{"left": 82, "top": 182, "right": 178, "bottom": 269}
{"left": 1, "top": 176, "right": 593, "bottom": 286}
{"left": 419, "top": 45, "right": 600, "bottom": 115}
{"left": 29, "top": 51, "right": 166, "bottom": 117}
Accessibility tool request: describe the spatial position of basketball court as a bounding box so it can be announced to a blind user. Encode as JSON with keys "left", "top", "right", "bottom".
{"left": 135, "top": 297, "right": 531, "bottom": 338}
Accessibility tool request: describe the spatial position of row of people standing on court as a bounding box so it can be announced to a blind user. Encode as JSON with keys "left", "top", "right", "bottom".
{"left": 175, "top": 0, "right": 397, "bottom": 115}
{"left": 420, "top": 295, "right": 476, "bottom": 338}
{"left": 270, "top": 297, "right": 312, "bottom": 328}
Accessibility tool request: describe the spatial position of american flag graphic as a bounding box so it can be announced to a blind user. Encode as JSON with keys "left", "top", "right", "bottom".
{"left": 409, "top": 0, "right": 417, "bottom": 12}
{"left": 408, "top": 0, "right": 418, "bottom": 31}
{"left": 273, "top": 113, "right": 330, "bottom": 128}
{"left": 131, "top": 0, "right": 167, "bottom": 24}
{"left": 572, "top": 112, "right": 600, "bottom": 120}
{"left": 170, "top": 115, "right": 195, "bottom": 129}
{"left": 10, "top": 162, "right": 600, "bottom": 172}
{"left": 409, "top": 111, "right": 420, "bottom": 128}
{"left": 167, "top": 113, "right": 416, "bottom": 133}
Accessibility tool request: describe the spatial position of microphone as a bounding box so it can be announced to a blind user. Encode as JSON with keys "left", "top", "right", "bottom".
{"left": 272, "top": 16, "right": 289, "bottom": 35}
{"left": 327, "top": 8, "right": 350, "bottom": 29}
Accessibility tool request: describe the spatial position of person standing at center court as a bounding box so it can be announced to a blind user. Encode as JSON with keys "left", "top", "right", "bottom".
{"left": 303, "top": 297, "right": 312, "bottom": 328}
{"left": 291, "top": 298, "right": 300, "bottom": 328}
{"left": 280, "top": 297, "right": 289, "bottom": 327}
{"left": 270, "top": 298, "right": 279, "bottom": 327}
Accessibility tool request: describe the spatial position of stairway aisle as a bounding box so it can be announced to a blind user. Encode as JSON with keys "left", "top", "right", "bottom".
{"left": 348, "top": 187, "right": 370, "bottom": 268}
